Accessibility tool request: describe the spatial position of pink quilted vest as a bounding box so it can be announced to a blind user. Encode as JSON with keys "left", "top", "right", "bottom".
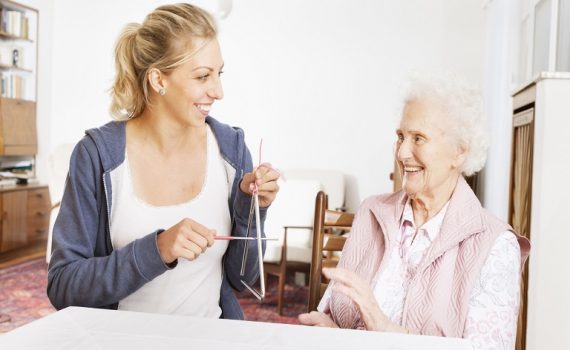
{"left": 326, "top": 177, "right": 531, "bottom": 336}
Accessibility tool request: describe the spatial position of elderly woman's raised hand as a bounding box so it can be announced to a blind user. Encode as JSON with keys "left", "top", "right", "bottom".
{"left": 323, "top": 267, "right": 400, "bottom": 333}
{"left": 298, "top": 311, "right": 338, "bottom": 328}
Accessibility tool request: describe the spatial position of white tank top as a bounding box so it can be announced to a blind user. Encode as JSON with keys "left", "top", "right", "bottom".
{"left": 110, "top": 126, "right": 231, "bottom": 317}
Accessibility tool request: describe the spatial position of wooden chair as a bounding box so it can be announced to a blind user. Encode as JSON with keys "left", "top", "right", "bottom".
{"left": 263, "top": 179, "right": 321, "bottom": 315}
{"left": 264, "top": 225, "right": 312, "bottom": 315}
{"left": 263, "top": 171, "right": 346, "bottom": 315}
{"left": 307, "top": 191, "right": 354, "bottom": 312}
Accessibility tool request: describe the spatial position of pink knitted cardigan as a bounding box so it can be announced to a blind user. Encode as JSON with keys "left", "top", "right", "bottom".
{"left": 325, "top": 177, "right": 531, "bottom": 336}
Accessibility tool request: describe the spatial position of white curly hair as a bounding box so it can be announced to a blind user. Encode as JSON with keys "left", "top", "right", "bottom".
{"left": 401, "top": 73, "right": 489, "bottom": 177}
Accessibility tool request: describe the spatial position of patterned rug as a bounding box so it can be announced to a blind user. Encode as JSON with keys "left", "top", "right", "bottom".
{"left": 238, "top": 275, "right": 307, "bottom": 324}
{"left": 0, "top": 257, "right": 306, "bottom": 333}
{"left": 0, "top": 258, "right": 55, "bottom": 334}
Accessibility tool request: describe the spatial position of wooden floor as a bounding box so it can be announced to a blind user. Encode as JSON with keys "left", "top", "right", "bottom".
{"left": 0, "top": 240, "right": 47, "bottom": 269}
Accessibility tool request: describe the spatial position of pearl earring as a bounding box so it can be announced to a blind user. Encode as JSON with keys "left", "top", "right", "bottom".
{"left": 159, "top": 88, "right": 165, "bottom": 96}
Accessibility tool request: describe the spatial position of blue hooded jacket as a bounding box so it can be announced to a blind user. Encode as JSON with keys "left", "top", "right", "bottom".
{"left": 47, "top": 117, "right": 266, "bottom": 319}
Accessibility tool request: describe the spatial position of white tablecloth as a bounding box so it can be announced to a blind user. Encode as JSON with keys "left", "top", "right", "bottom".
{"left": 0, "top": 307, "right": 472, "bottom": 349}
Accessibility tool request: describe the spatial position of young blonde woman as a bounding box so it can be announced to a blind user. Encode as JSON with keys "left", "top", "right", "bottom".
{"left": 47, "top": 3, "right": 279, "bottom": 320}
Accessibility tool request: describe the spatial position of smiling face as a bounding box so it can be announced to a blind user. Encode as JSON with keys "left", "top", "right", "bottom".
{"left": 395, "top": 97, "right": 466, "bottom": 202}
{"left": 160, "top": 37, "right": 224, "bottom": 127}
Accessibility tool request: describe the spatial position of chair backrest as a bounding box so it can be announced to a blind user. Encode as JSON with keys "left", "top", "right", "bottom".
{"left": 263, "top": 178, "right": 322, "bottom": 263}
{"left": 47, "top": 143, "right": 74, "bottom": 205}
{"left": 263, "top": 168, "right": 346, "bottom": 264}
{"left": 307, "top": 191, "right": 354, "bottom": 312}
{"left": 281, "top": 169, "right": 346, "bottom": 210}
{"left": 46, "top": 143, "right": 74, "bottom": 263}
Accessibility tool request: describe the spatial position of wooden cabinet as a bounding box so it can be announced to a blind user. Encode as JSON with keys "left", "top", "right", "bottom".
{"left": 511, "top": 73, "right": 570, "bottom": 350}
{"left": 0, "top": 97, "right": 37, "bottom": 155}
{"left": 0, "top": 0, "right": 38, "bottom": 156}
{"left": 0, "top": 184, "right": 49, "bottom": 253}
{"left": 0, "top": 2, "right": 43, "bottom": 255}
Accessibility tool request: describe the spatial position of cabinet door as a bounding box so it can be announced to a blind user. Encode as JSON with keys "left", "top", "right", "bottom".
{"left": 510, "top": 107, "right": 534, "bottom": 350}
{"left": 0, "top": 190, "right": 28, "bottom": 252}
{"left": 0, "top": 98, "right": 38, "bottom": 155}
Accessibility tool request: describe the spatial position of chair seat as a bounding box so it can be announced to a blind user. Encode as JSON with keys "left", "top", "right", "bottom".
{"left": 263, "top": 226, "right": 313, "bottom": 263}
{"left": 264, "top": 240, "right": 312, "bottom": 264}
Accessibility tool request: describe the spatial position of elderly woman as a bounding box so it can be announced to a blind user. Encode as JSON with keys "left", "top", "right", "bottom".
{"left": 299, "top": 76, "right": 530, "bottom": 350}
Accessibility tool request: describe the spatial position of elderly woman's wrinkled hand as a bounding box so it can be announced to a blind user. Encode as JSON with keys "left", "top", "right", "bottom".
{"left": 298, "top": 311, "right": 338, "bottom": 328}
{"left": 323, "top": 267, "right": 394, "bottom": 332}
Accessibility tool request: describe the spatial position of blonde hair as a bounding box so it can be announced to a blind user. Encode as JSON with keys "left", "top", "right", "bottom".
{"left": 110, "top": 3, "right": 217, "bottom": 120}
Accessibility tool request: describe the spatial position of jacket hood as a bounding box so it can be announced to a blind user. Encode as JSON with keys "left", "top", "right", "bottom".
{"left": 84, "top": 117, "right": 245, "bottom": 173}
{"left": 85, "top": 121, "right": 126, "bottom": 173}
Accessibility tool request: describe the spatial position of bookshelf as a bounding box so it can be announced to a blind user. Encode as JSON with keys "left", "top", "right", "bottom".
{"left": 0, "top": 0, "right": 37, "bottom": 174}
{"left": 0, "top": 0, "right": 37, "bottom": 101}
{"left": 0, "top": 1, "right": 47, "bottom": 255}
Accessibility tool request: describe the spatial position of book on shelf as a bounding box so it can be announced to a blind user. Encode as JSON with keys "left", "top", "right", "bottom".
{"left": 1, "top": 158, "right": 32, "bottom": 171}
{"left": 0, "top": 7, "right": 29, "bottom": 39}
{"left": 0, "top": 176, "right": 38, "bottom": 186}
{"left": 0, "top": 169, "right": 32, "bottom": 177}
{"left": 0, "top": 177, "right": 17, "bottom": 186}
{"left": 0, "top": 71, "right": 24, "bottom": 98}
{"left": 0, "top": 158, "right": 34, "bottom": 186}
{"left": 0, "top": 169, "right": 33, "bottom": 186}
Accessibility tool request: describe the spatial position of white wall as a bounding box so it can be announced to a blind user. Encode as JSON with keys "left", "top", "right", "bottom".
{"left": 40, "top": 0, "right": 484, "bottom": 211}
{"left": 215, "top": 0, "right": 486, "bottom": 210}
{"left": 481, "top": 0, "right": 519, "bottom": 221}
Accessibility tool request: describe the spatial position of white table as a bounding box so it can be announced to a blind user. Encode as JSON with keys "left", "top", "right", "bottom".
{"left": 0, "top": 307, "right": 472, "bottom": 349}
